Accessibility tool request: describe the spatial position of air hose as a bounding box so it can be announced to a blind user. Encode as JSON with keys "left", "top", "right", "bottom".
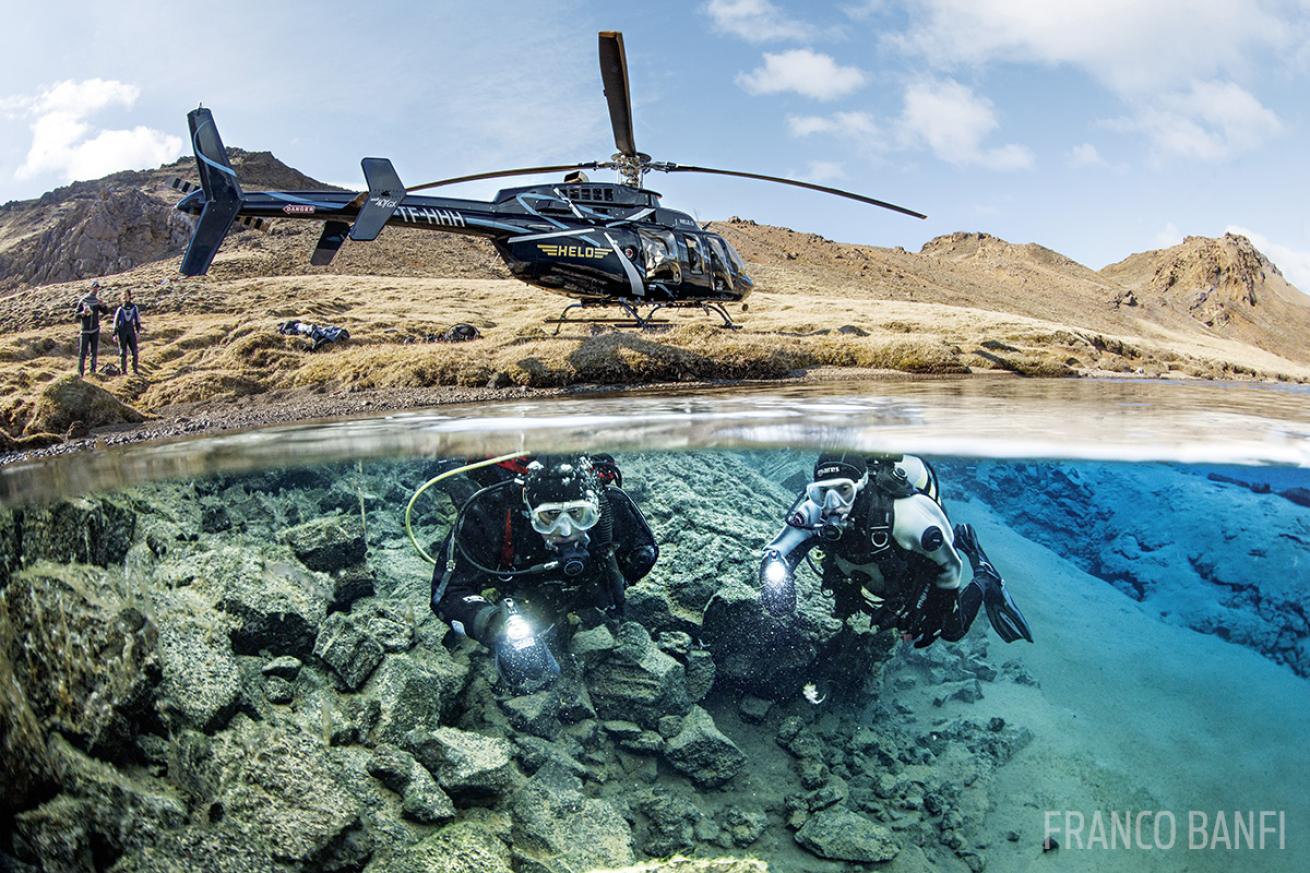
{"left": 405, "top": 451, "right": 529, "bottom": 564}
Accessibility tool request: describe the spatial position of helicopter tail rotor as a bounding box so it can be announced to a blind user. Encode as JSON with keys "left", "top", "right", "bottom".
{"left": 179, "top": 107, "right": 244, "bottom": 276}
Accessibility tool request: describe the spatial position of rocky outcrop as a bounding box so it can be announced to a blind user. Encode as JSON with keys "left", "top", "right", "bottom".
{"left": 794, "top": 806, "right": 900, "bottom": 862}
{"left": 662, "top": 706, "right": 746, "bottom": 788}
{"left": 26, "top": 374, "right": 146, "bottom": 436}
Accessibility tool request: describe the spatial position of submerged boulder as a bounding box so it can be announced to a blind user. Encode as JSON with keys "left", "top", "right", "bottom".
{"left": 366, "top": 647, "right": 469, "bottom": 744}
{"left": 662, "top": 706, "right": 746, "bottom": 788}
{"left": 205, "top": 549, "right": 332, "bottom": 657}
{"left": 314, "top": 611, "right": 385, "bottom": 691}
{"left": 154, "top": 589, "right": 241, "bottom": 733}
{"left": 364, "top": 821, "right": 512, "bottom": 873}
{"left": 587, "top": 622, "right": 690, "bottom": 729}
{"left": 18, "top": 494, "right": 137, "bottom": 568}
{"left": 0, "top": 562, "right": 158, "bottom": 759}
{"left": 207, "top": 718, "right": 365, "bottom": 868}
{"left": 510, "top": 769, "right": 635, "bottom": 872}
{"left": 795, "top": 806, "right": 900, "bottom": 863}
{"left": 280, "top": 515, "right": 367, "bottom": 573}
{"left": 13, "top": 737, "right": 187, "bottom": 871}
{"left": 405, "top": 726, "right": 516, "bottom": 801}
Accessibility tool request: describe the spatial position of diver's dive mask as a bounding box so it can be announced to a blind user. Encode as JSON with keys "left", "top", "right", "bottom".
{"left": 806, "top": 476, "right": 863, "bottom": 514}
{"left": 528, "top": 499, "right": 601, "bottom": 537}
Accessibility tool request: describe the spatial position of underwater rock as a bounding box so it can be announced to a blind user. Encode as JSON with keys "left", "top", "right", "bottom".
{"left": 569, "top": 623, "right": 617, "bottom": 666}
{"left": 154, "top": 589, "right": 241, "bottom": 732}
{"left": 280, "top": 515, "right": 367, "bottom": 573}
{"left": 357, "top": 600, "right": 417, "bottom": 652}
{"left": 0, "top": 562, "right": 158, "bottom": 759}
{"left": 737, "top": 695, "right": 772, "bottom": 724}
{"left": 700, "top": 578, "right": 842, "bottom": 700}
{"left": 554, "top": 673, "right": 597, "bottom": 723}
{"left": 512, "top": 735, "right": 591, "bottom": 780}
{"left": 18, "top": 494, "right": 137, "bottom": 568}
{"left": 207, "top": 717, "right": 365, "bottom": 868}
{"left": 314, "top": 611, "right": 385, "bottom": 691}
{"left": 510, "top": 768, "right": 635, "bottom": 871}
{"left": 634, "top": 785, "right": 702, "bottom": 856}
{"left": 500, "top": 690, "right": 561, "bottom": 738}
{"left": 662, "top": 706, "right": 746, "bottom": 788}
{"left": 625, "top": 582, "right": 703, "bottom": 636}
{"left": 206, "top": 549, "right": 331, "bottom": 658}
{"left": 713, "top": 805, "right": 768, "bottom": 849}
{"left": 587, "top": 622, "right": 690, "bottom": 729}
{"left": 933, "top": 678, "right": 984, "bottom": 706}
{"left": 794, "top": 806, "right": 900, "bottom": 863}
{"left": 363, "top": 821, "right": 512, "bottom": 873}
{"left": 405, "top": 726, "right": 516, "bottom": 801}
{"left": 684, "top": 649, "right": 716, "bottom": 702}
{"left": 106, "top": 824, "right": 278, "bottom": 873}
{"left": 13, "top": 736, "right": 186, "bottom": 871}
{"left": 367, "top": 744, "right": 458, "bottom": 825}
{"left": 328, "top": 563, "right": 377, "bottom": 611}
{"left": 366, "top": 647, "right": 469, "bottom": 744}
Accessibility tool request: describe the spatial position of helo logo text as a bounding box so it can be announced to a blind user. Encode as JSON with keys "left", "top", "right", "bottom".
{"left": 399, "top": 206, "right": 466, "bottom": 228}
{"left": 537, "top": 243, "right": 609, "bottom": 260}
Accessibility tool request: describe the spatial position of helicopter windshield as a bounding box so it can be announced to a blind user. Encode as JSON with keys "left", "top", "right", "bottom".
{"left": 639, "top": 229, "right": 682, "bottom": 285}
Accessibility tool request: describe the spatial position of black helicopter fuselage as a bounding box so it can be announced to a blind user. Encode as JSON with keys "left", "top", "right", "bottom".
{"left": 177, "top": 180, "right": 753, "bottom": 304}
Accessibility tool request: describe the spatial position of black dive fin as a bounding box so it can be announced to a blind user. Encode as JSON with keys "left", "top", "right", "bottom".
{"left": 311, "top": 221, "right": 351, "bottom": 266}
{"left": 350, "top": 158, "right": 403, "bottom": 241}
{"left": 953, "top": 523, "right": 1033, "bottom": 644}
{"left": 985, "top": 583, "right": 1034, "bottom": 644}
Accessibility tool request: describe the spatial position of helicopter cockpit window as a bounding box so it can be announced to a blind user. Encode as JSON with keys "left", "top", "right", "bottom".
{"left": 684, "top": 235, "right": 705, "bottom": 274}
{"left": 640, "top": 229, "right": 682, "bottom": 285}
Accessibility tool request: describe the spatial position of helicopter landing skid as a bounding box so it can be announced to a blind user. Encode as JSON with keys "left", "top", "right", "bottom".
{"left": 548, "top": 300, "right": 741, "bottom": 335}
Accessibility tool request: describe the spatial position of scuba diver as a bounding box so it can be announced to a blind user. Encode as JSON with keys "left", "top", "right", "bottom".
{"left": 758, "top": 452, "right": 1033, "bottom": 648}
{"left": 430, "top": 454, "right": 658, "bottom": 691}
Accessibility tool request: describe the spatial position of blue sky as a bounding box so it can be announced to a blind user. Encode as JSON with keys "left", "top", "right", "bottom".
{"left": 2, "top": 0, "right": 1309, "bottom": 289}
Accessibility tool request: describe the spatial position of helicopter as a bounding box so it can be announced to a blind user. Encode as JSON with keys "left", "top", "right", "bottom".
{"left": 175, "top": 31, "right": 925, "bottom": 330}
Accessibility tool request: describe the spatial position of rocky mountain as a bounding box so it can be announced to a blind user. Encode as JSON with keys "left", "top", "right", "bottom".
{"left": 0, "top": 150, "right": 340, "bottom": 293}
{"left": 1100, "top": 233, "right": 1310, "bottom": 359}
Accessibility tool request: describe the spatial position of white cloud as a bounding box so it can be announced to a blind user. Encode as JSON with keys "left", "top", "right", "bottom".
{"left": 737, "top": 50, "right": 868, "bottom": 100}
{"left": 802, "top": 160, "right": 846, "bottom": 181}
{"left": 892, "top": 0, "right": 1292, "bottom": 93}
{"left": 1152, "top": 221, "right": 1184, "bottom": 248}
{"left": 6, "top": 78, "right": 182, "bottom": 183}
{"left": 705, "top": 0, "right": 815, "bottom": 42}
{"left": 1068, "top": 142, "right": 1108, "bottom": 167}
{"left": 1106, "top": 80, "right": 1281, "bottom": 161}
{"left": 897, "top": 79, "right": 1033, "bottom": 170}
{"left": 1227, "top": 225, "right": 1310, "bottom": 293}
{"left": 787, "top": 111, "right": 878, "bottom": 138}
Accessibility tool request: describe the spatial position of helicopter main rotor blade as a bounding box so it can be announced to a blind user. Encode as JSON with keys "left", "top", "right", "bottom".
{"left": 599, "top": 31, "right": 637, "bottom": 157}
{"left": 651, "top": 163, "right": 927, "bottom": 220}
{"left": 406, "top": 162, "right": 604, "bottom": 193}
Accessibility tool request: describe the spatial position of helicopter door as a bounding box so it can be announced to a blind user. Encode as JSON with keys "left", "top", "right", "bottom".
{"left": 678, "top": 234, "right": 711, "bottom": 294}
{"left": 706, "top": 235, "right": 735, "bottom": 294}
{"left": 638, "top": 229, "right": 682, "bottom": 292}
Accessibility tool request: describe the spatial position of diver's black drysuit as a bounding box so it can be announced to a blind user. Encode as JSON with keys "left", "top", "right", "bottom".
{"left": 430, "top": 477, "right": 659, "bottom": 647}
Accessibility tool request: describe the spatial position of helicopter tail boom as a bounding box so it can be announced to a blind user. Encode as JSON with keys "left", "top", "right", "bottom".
{"left": 179, "top": 107, "right": 243, "bottom": 276}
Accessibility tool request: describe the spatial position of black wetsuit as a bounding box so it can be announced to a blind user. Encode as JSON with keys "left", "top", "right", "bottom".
{"left": 431, "top": 483, "right": 658, "bottom": 647}
{"left": 76, "top": 294, "right": 111, "bottom": 376}
{"left": 113, "top": 303, "right": 142, "bottom": 374}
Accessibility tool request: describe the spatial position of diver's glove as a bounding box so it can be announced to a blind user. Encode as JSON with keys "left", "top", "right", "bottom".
{"left": 907, "top": 585, "right": 963, "bottom": 649}
{"left": 492, "top": 606, "right": 560, "bottom": 693}
{"left": 759, "top": 550, "right": 797, "bottom": 616}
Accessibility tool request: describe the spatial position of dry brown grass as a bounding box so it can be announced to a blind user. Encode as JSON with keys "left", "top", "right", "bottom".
{"left": 2, "top": 240, "right": 1308, "bottom": 441}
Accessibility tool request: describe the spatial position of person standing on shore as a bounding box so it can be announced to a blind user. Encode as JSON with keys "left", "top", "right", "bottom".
{"left": 75, "top": 280, "right": 111, "bottom": 378}
{"left": 113, "top": 289, "right": 144, "bottom": 376}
